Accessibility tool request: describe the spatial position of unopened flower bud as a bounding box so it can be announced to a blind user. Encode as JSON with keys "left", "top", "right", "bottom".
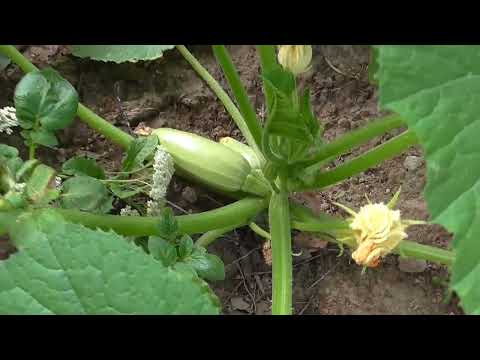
{"left": 277, "top": 45, "right": 312, "bottom": 76}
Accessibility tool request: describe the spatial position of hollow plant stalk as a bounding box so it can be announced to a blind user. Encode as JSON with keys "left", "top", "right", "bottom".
{"left": 269, "top": 175, "right": 293, "bottom": 315}
{"left": 299, "top": 114, "right": 406, "bottom": 168}
{"left": 57, "top": 197, "right": 268, "bottom": 236}
{"left": 291, "top": 131, "right": 419, "bottom": 192}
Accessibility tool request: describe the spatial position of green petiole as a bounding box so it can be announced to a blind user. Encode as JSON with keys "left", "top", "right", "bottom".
{"left": 212, "top": 45, "right": 263, "bottom": 149}
{"left": 0, "top": 45, "right": 134, "bottom": 150}
{"left": 291, "top": 130, "right": 419, "bottom": 192}
{"left": 196, "top": 225, "right": 238, "bottom": 248}
{"left": 175, "top": 45, "right": 262, "bottom": 158}
{"left": 249, "top": 222, "right": 271, "bottom": 240}
{"left": 299, "top": 114, "right": 406, "bottom": 168}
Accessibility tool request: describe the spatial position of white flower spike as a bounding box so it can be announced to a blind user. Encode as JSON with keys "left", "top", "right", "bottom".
{"left": 334, "top": 188, "right": 426, "bottom": 268}
{"left": 147, "top": 145, "right": 175, "bottom": 216}
{"left": 0, "top": 106, "right": 18, "bottom": 135}
{"left": 120, "top": 205, "right": 140, "bottom": 217}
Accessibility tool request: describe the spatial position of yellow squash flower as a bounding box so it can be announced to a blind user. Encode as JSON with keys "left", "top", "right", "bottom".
{"left": 277, "top": 45, "right": 312, "bottom": 76}
{"left": 335, "top": 189, "right": 425, "bottom": 268}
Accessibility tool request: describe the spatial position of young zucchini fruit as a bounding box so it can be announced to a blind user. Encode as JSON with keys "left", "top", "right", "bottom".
{"left": 219, "top": 137, "right": 265, "bottom": 169}
{"left": 153, "top": 128, "right": 271, "bottom": 198}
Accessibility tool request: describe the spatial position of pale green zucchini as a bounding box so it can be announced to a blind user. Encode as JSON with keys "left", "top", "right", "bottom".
{"left": 153, "top": 128, "right": 271, "bottom": 198}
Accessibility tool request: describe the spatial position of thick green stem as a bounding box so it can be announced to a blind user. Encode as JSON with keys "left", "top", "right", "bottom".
{"left": 300, "top": 114, "right": 406, "bottom": 168}
{"left": 212, "top": 45, "right": 263, "bottom": 148}
{"left": 0, "top": 45, "right": 37, "bottom": 72}
{"left": 76, "top": 104, "right": 133, "bottom": 149}
{"left": 196, "top": 225, "right": 237, "bottom": 248}
{"left": 28, "top": 143, "right": 36, "bottom": 160}
{"left": 175, "top": 45, "right": 261, "bottom": 156}
{"left": 292, "top": 131, "right": 418, "bottom": 192}
{"left": 58, "top": 197, "right": 267, "bottom": 236}
{"left": 0, "top": 45, "right": 133, "bottom": 150}
{"left": 269, "top": 176, "right": 293, "bottom": 315}
{"left": 290, "top": 202, "right": 455, "bottom": 266}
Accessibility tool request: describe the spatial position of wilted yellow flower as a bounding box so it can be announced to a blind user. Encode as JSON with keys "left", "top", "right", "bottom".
{"left": 277, "top": 45, "right": 312, "bottom": 76}
{"left": 335, "top": 189, "right": 424, "bottom": 268}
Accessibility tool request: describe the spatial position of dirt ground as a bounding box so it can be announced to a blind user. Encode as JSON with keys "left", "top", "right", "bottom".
{"left": 0, "top": 45, "right": 462, "bottom": 315}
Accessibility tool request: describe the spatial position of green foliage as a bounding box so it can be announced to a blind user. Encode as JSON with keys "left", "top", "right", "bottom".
{"left": 156, "top": 207, "right": 179, "bottom": 241}
{"left": 147, "top": 208, "right": 225, "bottom": 281}
{"left": 15, "top": 68, "right": 78, "bottom": 131}
{"left": 25, "top": 164, "right": 58, "bottom": 205}
{"left": 148, "top": 236, "right": 178, "bottom": 266}
{"left": 62, "top": 156, "right": 105, "bottom": 179}
{"left": 109, "top": 183, "right": 144, "bottom": 200}
{"left": 377, "top": 45, "right": 480, "bottom": 314}
{"left": 0, "top": 144, "right": 19, "bottom": 159}
{"left": 15, "top": 159, "right": 39, "bottom": 182}
{"left": 14, "top": 68, "right": 78, "bottom": 149}
{"left": 104, "top": 134, "right": 158, "bottom": 200}
{"left": 0, "top": 210, "right": 221, "bottom": 314}
{"left": 0, "top": 144, "right": 23, "bottom": 180}
{"left": 260, "top": 66, "right": 324, "bottom": 181}
{"left": 182, "top": 246, "right": 225, "bottom": 281}
{"left": 123, "top": 135, "right": 158, "bottom": 172}
{"left": 71, "top": 45, "right": 175, "bottom": 63}
{"left": 60, "top": 176, "right": 113, "bottom": 214}
{"left": 178, "top": 235, "right": 194, "bottom": 259}
{"left": 22, "top": 128, "right": 58, "bottom": 148}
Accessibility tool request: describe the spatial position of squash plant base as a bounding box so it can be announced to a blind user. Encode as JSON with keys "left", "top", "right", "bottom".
{"left": 0, "top": 45, "right": 460, "bottom": 315}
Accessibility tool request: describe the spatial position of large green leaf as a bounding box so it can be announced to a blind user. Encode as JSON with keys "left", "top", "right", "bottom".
{"left": 377, "top": 46, "right": 480, "bottom": 314}
{"left": 62, "top": 156, "right": 105, "bottom": 179}
{"left": 60, "top": 176, "right": 113, "bottom": 214}
{"left": 0, "top": 144, "right": 23, "bottom": 178}
{"left": 71, "top": 45, "right": 175, "bottom": 63}
{"left": 14, "top": 68, "right": 79, "bottom": 131}
{"left": 0, "top": 210, "right": 221, "bottom": 314}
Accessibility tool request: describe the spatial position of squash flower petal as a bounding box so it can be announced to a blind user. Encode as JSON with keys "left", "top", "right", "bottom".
{"left": 277, "top": 45, "right": 312, "bottom": 76}
{"left": 335, "top": 189, "right": 424, "bottom": 268}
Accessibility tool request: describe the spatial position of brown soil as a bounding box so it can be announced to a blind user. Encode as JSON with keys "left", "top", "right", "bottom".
{"left": 0, "top": 45, "right": 462, "bottom": 315}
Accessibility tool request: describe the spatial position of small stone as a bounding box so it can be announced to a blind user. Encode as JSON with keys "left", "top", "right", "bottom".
{"left": 255, "top": 301, "right": 271, "bottom": 315}
{"left": 339, "top": 119, "right": 351, "bottom": 130}
{"left": 398, "top": 257, "right": 427, "bottom": 273}
{"left": 181, "top": 186, "right": 197, "bottom": 204}
{"left": 403, "top": 156, "right": 423, "bottom": 171}
{"left": 231, "top": 297, "right": 250, "bottom": 311}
